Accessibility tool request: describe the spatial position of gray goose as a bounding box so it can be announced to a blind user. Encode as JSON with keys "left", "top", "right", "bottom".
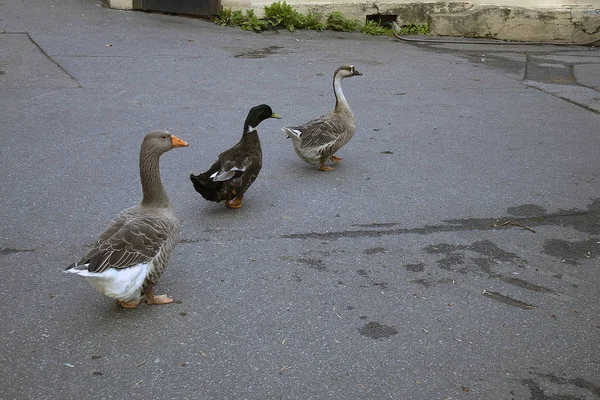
{"left": 65, "top": 130, "right": 188, "bottom": 308}
{"left": 282, "top": 65, "right": 362, "bottom": 171}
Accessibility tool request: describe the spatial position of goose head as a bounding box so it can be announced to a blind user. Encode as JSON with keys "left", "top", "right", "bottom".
{"left": 335, "top": 65, "right": 362, "bottom": 79}
{"left": 244, "top": 104, "right": 282, "bottom": 133}
{"left": 142, "top": 130, "right": 189, "bottom": 154}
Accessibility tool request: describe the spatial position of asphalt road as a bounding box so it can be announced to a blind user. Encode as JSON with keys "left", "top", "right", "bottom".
{"left": 1, "top": 1, "right": 599, "bottom": 399}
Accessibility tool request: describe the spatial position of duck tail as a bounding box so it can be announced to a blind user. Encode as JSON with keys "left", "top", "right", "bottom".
{"left": 190, "top": 173, "right": 221, "bottom": 202}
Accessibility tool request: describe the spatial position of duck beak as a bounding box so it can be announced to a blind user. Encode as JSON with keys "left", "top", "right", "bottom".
{"left": 354, "top": 69, "right": 362, "bottom": 76}
{"left": 271, "top": 112, "right": 282, "bottom": 119}
{"left": 171, "top": 135, "right": 189, "bottom": 148}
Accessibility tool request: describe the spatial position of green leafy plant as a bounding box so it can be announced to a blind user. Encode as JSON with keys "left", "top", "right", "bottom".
{"left": 240, "top": 9, "right": 268, "bottom": 32}
{"left": 302, "top": 11, "right": 324, "bottom": 31}
{"left": 264, "top": 1, "right": 304, "bottom": 31}
{"left": 326, "top": 11, "right": 360, "bottom": 32}
{"left": 396, "top": 23, "right": 429, "bottom": 35}
{"left": 214, "top": 8, "right": 245, "bottom": 27}
{"left": 361, "top": 20, "right": 392, "bottom": 36}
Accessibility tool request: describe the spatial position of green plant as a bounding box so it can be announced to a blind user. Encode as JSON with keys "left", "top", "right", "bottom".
{"left": 240, "top": 9, "right": 268, "bottom": 32}
{"left": 326, "top": 12, "right": 360, "bottom": 32}
{"left": 361, "top": 20, "right": 392, "bottom": 36}
{"left": 397, "top": 23, "right": 429, "bottom": 35}
{"left": 214, "top": 8, "right": 246, "bottom": 27}
{"left": 264, "top": 0, "right": 304, "bottom": 31}
{"left": 302, "top": 11, "right": 324, "bottom": 31}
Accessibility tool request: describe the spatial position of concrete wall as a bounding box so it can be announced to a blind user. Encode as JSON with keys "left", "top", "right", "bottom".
{"left": 108, "top": 0, "right": 600, "bottom": 43}
{"left": 222, "top": 0, "right": 600, "bottom": 43}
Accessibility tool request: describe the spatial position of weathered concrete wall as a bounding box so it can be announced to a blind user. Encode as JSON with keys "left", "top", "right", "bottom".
{"left": 430, "top": 6, "right": 600, "bottom": 43}
{"left": 107, "top": 0, "right": 600, "bottom": 43}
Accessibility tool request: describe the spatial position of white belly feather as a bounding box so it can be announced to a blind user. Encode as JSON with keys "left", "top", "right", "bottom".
{"left": 65, "top": 262, "right": 151, "bottom": 301}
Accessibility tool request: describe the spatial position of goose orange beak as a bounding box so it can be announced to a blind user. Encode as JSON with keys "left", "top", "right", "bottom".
{"left": 171, "top": 135, "right": 189, "bottom": 148}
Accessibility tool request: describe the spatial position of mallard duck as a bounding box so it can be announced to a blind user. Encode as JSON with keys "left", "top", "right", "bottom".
{"left": 65, "top": 130, "right": 189, "bottom": 308}
{"left": 282, "top": 65, "right": 362, "bottom": 171}
{"left": 190, "top": 104, "right": 281, "bottom": 209}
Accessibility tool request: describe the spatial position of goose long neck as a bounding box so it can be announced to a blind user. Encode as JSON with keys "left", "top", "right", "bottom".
{"left": 139, "top": 150, "right": 170, "bottom": 208}
{"left": 333, "top": 75, "right": 351, "bottom": 114}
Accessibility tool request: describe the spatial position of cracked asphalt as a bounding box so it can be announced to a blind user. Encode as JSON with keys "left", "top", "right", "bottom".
{"left": 1, "top": 1, "right": 599, "bottom": 399}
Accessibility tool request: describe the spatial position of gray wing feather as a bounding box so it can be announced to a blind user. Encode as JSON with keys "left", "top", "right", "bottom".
{"left": 292, "top": 114, "right": 348, "bottom": 150}
{"left": 77, "top": 209, "right": 177, "bottom": 273}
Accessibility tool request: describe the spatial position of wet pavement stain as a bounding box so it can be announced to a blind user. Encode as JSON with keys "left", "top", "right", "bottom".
{"left": 0, "top": 247, "right": 35, "bottom": 255}
{"left": 412, "top": 278, "right": 432, "bottom": 288}
{"left": 234, "top": 46, "right": 287, "bottom": 59}
{"left": 507, "top": 204, "right": 548, "bottom": 217}
{"left": 363, "top": 246, "right": 388, "bottom": 255}
{"left": 482, "top": 290, "right": 537, "bottom": 310}
{"left": 425, "top": 240, "right": 522, "bottom": 273}
{"left": 542, "top": 238, "right": 599, "bottom": 265}
{"left": 521, "top": 372, "right": 600, "bottom": 400}
{"left": 296, "top": 258, "right": 326, "bottom": 271}
{"left": 405, "top": 263, "right": 425, "bottom": 272}
{"left": 537, "top": 373, "right": 600, "bottom": 397}
{"left": 281, "top": 199, "right": 600, "bottom": 240}
{"left": 499, "top": 277, "right": 554, "bottom": 294}
{"left": 358, "top": 322, "right": 398, "bottom": 339}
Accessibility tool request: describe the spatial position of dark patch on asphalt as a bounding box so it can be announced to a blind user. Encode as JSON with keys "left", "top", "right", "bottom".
{"left": 363, "top": 246, "right": 388, "bottom": 255}
{"left": 500, "top": 277, "right": 554, "bottom": 294}
{"left": 424, "top": 243, "right": 458, "bottom": 254}
{"left": 372, "top": 282, "right": 388, "bottom": 289}
{"left": 296, "top": 258, "right": 326, "bottom": 271}
{"left": 425, "top": 240, "right": 520, "bottom": 273}
{"left": 423, "top": 240, "right": 556, "bottom": 298}
{"left": 537, "top": 373, "right": 600, "bottom": 397}
{"left": 507, "top": 204, "right": 548, "bottom": 217}
{"left": 358, "top": 322, "right": 398, "bottom": 339}
{"left": 353, "top": 222, "right": 397, "bottom": 228}
{"left": 412, "top": 278, "right": 432, "bottom": 288}
{"left": 470, "top": 240, "right": 518, "bottom": 261}
{"left": 357, "top": 269, "right": 369, "bottom": 277}
{"left": 542, "top": 238, "right": 599, "bottom": 265}
{"left": 234, "top": 46, "right": 286, "bottom": 59}
{"left": 521, "top": 372, "right": 600, "bottom": 399}
{"left": 281, "top": 199, "right": 600, "bottom": 239}
{"left": 521, "top": 379, "right": 579, "bottom": 400}
{"left": 0, "top": 247, "right": 35, "bottom": 255}
{"left": 471, "top": 257, "right": 496, "bottom": 275}
{"left": 482, "top": 290, "right": 537, "bottom": 309}
{"left": 525, "top": 57, "right": 576, "bottom": 85}
{"left": 405, "top": 263, "right": 425, "bottom": 272}
{"left": 438, "top": 252, "right": 465, "bottom": 271}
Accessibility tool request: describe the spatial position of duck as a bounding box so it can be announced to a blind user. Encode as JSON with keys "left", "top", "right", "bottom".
{"left": 65, "top": 130, "right": 189, "bottom": 308}
{"left": 282, "top": 65, "right": 362, "bottom": 171}
{"left": 190, "top": 104, "right": 281, "bottom": 209}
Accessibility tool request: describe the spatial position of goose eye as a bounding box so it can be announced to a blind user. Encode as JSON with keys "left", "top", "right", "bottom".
{"left": 162, "top": 135, "right": 168, "bottom": 139}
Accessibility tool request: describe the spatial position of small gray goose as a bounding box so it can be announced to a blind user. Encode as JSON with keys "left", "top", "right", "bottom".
{"left": 282, "top": 65, "right": 362, "bottom": 171}
{"left": 65, "top": 130, "right": 188, "bottom": 308}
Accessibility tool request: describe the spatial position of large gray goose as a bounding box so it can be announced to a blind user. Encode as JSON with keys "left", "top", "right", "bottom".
{"left": 282, "top": 65, "right": 362, "bottom": 171}
{"left": 65, "top": 130, "right": 188, "bottom": 308}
